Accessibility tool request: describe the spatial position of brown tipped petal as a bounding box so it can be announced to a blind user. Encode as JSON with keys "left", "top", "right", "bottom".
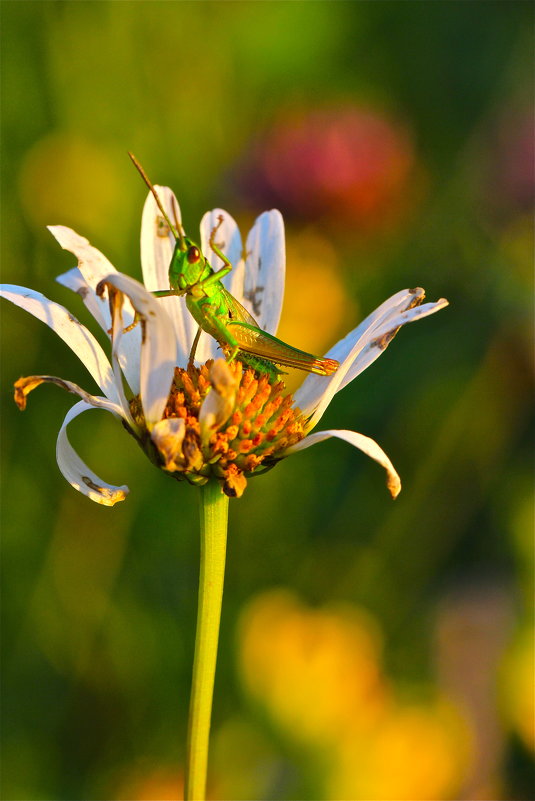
{"left": 295, "top": 290, "right": 449, "bottom": 429}
{"left": 14, "top": 375, "right": 126, "bottom": 419}
{"left": 57, "top": 400, "right": 129, "bottom": 506}
{"left": 285, "top": 428, "right": 401, "bottom": 499}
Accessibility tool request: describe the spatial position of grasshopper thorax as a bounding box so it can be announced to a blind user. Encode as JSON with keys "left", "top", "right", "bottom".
{"left": 169, "top": 237, "right": 212, "bottom": 293}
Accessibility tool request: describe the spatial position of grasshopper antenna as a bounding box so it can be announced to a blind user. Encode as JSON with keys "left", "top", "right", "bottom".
{"left": 128, "top": 151, "right": 186, "bottom": 249}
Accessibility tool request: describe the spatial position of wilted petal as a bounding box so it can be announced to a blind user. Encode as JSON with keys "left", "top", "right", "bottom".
{"left": 242, "top": 210, "right": 285, "bottom": 334}
{"left": 98, "top": 273, "right": 177, "bottom": 426}
{"left": 49, "top": 225, "right": 142, "bottom": 393}
{"left": 140, "top": 186, "right": 194, "bottom": 366}
{"left": 0, "top": 284, "right": 123, "bottom": 407}
{"left": 295, "top": 289, "right": 448, "bottom": 428}
{"left": 285, "top": 428, "right": 401, "bottom": 499}
{"left": 13, "top": 374, "right": 129, "bottom": 423}
{"left": 57, "top": 400, "right": 129, "bottom": 506}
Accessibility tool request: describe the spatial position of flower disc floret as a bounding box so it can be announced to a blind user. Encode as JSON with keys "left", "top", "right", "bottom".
{"left": 131, "top": 359, "right": 307, "bottom": 498}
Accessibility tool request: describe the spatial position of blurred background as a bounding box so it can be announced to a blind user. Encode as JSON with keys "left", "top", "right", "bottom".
{"left": 1, "top": 2, "right": 533, "bottom": 799}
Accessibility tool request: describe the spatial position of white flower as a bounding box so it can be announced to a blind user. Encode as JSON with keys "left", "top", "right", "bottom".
{"left": 0, "top": 186, "right": 448, "bottom": 504}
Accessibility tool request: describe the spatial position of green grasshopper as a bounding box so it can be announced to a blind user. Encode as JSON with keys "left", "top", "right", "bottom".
{"left": 129, "top": 153, "right": 339, "bottom": 378}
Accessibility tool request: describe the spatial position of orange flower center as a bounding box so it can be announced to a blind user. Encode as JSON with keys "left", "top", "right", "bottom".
{"left": 129, "top": 361, "right": 307, "bottom": 498}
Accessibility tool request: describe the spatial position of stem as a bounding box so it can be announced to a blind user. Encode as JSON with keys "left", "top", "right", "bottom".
{"left": 185, "top": 481, "right": 229, "bottom": 800}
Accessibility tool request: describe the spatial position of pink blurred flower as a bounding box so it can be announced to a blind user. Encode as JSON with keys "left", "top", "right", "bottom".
{"left": 487, "top": 110, "right": 534, "bottom": 218}
{"left": 235, "top": 106, "right": 417, "bottom": 230}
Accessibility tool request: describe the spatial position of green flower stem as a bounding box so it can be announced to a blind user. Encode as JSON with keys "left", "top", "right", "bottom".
{"left": 185, "top": 480, "right": 229, "bottom": 800}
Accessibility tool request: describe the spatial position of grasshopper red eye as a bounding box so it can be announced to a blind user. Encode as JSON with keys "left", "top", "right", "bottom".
{"left": 187, "top": 246, "right": 201, "bottom": 264}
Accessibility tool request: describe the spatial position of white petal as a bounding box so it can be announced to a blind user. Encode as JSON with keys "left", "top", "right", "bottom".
{"left": 140, "top": 186, "right": 193, "bottom": 366}
{"left": 140, "top": 185, "right": 182, "bottom": 286}
{"left": 198, "top": 209, "right": 244, "bottom": 362}
{"left": 48, "top": 225, "right": 116, "bottom": 325}
{"left": 293, "top": 289, "right": 420, "bottom": 416}
{"left": 57, "top": 400, "right": 129, "bottom": 506}
{"left": 243, "top": 210, "right": 285, "bottom": 334}
{"left": 337, "top": 297, "right": 449, "bottom": 393}
{"left": 294, "top": 290, "right": 448, "bottom": 428}
{"left": 49, "top": 225, "right": 142, "bottom": 393}
{"left": 200, "top": 209, "right": 243, "bottom": 285}
{"left": 100, "top": 273, "right": 177, "bottom": 425}
{"left": 0, "top": 284, "right": 122, "bottom": 407}
{"left": 327, "top": 289, "right": 426, "bottom": 368}
{"left": 56, "top": 267, "right": 108, "bottom": 331}
{"left": 285, "top": 428, "right": 401, "bottom": 499}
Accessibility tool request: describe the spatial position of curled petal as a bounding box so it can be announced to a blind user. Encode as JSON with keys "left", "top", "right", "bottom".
{"left": 13, "top": 375, "right": 130, "bottom": 440}
{"left": 0, "top": 284, "right": 123, "bottom": 408}
{"left": 285, "top": 428, "right": 401, "bottom": 499}
{"left": 57, "top": 400, "right": 129, "bottom": 506}
{"left": 243, "top": 210, "right": 285, "bottom": 334}
{"left": 97, "top": 273, "right": 177, "bottom": 426}
{"left": 13, "top": 374, "right": 124, "bottom": 416}
{"left": 295, "top": 289, "right": 448, "bottom": 428}
{"left": 141, "top": 186, "right": 194, "bottom": 366}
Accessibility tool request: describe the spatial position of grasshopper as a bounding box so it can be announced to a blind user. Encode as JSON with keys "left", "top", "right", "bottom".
{"left": 129, "top": 153, "right": 339, "bottom": 378}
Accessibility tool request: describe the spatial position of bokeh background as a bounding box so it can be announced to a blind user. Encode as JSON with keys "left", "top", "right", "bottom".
{"left": 1, "top": 2, "right": 533, "bottom": 799}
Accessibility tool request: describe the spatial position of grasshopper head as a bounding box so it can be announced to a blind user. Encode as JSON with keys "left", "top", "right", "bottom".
{"left": 169, "top": 238, "right": 209, "bottom": 293}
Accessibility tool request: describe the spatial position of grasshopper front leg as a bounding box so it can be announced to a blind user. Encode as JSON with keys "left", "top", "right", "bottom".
{"left": 197, "top": 215, "right": 234, "bottom": 291}
{"left": 208, "top": 214, "right": 233, "bottom": 271}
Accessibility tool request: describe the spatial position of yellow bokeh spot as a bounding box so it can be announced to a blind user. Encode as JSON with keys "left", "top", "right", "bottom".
{"left": 330, "top": 701, "right": 471, "bottom": 801}
{"left": 276, "top": 230, "right": 355, "bottom": 389}
{"left": 113, "top": 765, "right": 184, "bottom": 801}
{"left": 18, "top": 132, "right": 126, "bottom": 246}
{"left": 238, "top": 589, "right": 470, "bottom": 800}
{"left": 239, "top": 589, "right": 387, "bottom": 745}
{"left": 501, "top": 626, "right": 535, "bottom": 752}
